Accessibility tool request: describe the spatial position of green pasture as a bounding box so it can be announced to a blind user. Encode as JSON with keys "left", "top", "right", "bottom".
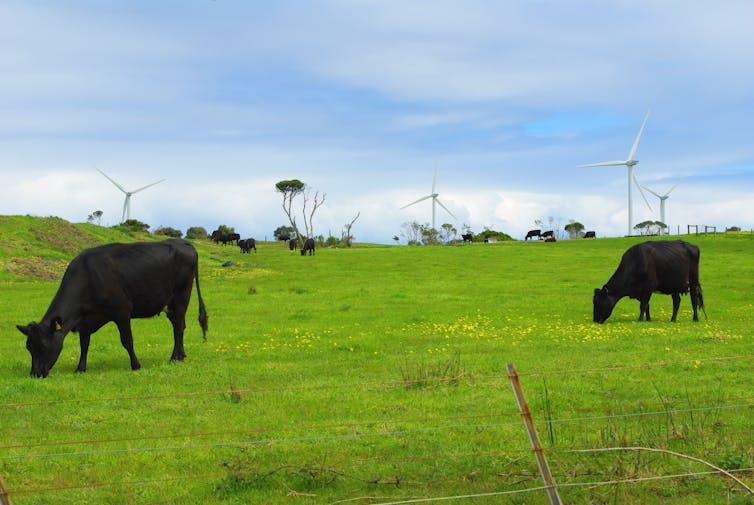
{"left": 0, "top": 216, "right": 752, "bottom": 504}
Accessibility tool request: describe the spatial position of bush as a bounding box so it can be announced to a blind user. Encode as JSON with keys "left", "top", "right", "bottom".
{"left": 155, "top": 226, "right": 183, "bottom": 238}
{"left": 118, "top": 219, "right": 150, "bottom": 233}
{"left": 186, "top": 227, "right": 209, "bottom": 240}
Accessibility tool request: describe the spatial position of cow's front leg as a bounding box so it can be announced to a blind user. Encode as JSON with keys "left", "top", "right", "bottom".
{"left": 76, "top": 331, "right": 91, "bottom": 372}
{"left": 116, "top": 319, "right": 141, "bottom": 370}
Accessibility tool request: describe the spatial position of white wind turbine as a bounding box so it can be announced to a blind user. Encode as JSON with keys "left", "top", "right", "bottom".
{"left": 578, "top": 110, "right": 652, "bottom": 236}
{"left": 97, "top": 169, "right": 165, "bottom": 223}
{"left": 400, "top": 166, "right": 456, "bottom": 230}
{"left": 640, "top": 182, "right": 679, "bottom": 232}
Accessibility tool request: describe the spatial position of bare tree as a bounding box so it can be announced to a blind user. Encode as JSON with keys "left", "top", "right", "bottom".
{"left": 341, "top": 212, "right": 360, "bottom": 247}
{"left": 301, "top": 187, "right": 326, "bottom": 240}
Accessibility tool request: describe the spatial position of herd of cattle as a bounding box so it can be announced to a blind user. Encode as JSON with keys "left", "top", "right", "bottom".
{"left": 16, "top": 234, "right": 704, "bottom": 377}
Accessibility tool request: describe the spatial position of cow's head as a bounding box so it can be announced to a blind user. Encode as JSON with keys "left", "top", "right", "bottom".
{"left": 16, "top": 317, "right": 65, "bottom": 378}
{"left": 593, "top": 287, "right": 616, "bottom": 324}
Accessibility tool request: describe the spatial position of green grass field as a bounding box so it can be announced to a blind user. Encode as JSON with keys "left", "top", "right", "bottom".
{"left": 0, "top": 215, "right": 752, "bottom": 504}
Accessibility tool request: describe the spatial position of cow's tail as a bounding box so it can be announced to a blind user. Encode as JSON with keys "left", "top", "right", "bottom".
{"left": 195, "top": 262, "right": 208, "bottom": 341}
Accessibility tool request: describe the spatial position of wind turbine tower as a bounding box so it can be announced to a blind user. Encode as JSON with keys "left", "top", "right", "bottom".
{"left": 400, "top": 166, "right": 456, "bottom": 230}
{"left": 97, "top": 169, "right": 165, "bottom": 223}
{"left": 578, "top": 110, "right": 651, "bottom": 236}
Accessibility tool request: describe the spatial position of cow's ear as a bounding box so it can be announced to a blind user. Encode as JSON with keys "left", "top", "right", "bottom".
{"left": 50, "top": 317, "right": 63, "bottom": 332}
{"left": 16, "top": 324, "right": 30, "bottom": 336}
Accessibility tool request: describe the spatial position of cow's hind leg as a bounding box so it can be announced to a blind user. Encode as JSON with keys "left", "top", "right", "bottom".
{"left": 115, "top": 318, "right": 141, "bottom": 370}
{"left": 638, "top": 298, "right": 651, "bottom": 321}
{"left": 168, "top": 290, "right": 190, "bottom": 362}
{"left": 670, "top": 293, "right": 681, "bottom": 322}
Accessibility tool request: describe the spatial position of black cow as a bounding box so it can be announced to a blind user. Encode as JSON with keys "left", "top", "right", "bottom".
{"left": 593, "top": 240, "right": 704, "bottom": 324}
{"left": 301, "top": 238, "right": 316, "bottom": 256}
{"left": 288, "top": 238, "right": 297, "bottom": 251}
{"left": 239, "top": 238, "right": 256, "bottom": 253}
{"left": 224, "top": 233, "right": 240, "bottom": 246}
{"left": 584, "top": 231, "right": 596, "bottom": 239}
{"left": 540, "top": 230, "right": 554, "bottom": 239}
{"left": 16, "top": 239, "right": 208, "bottom": 377}
{"left": 525, "top": 229, "right": 541, "bottom": 241}
{"left": 461, "top": 233, "right": 473, "bottom": 243}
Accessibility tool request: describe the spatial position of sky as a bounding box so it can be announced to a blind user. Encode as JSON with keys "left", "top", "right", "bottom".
{"left": 1, "top": 1, "right": 753, "bottom": 244}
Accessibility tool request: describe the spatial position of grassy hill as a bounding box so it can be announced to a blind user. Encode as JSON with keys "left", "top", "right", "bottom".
{"left": 0, "top": 215, "right": 752, "bottom": 504}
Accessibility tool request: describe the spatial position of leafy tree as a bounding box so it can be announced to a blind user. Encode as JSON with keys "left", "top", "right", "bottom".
{"left": 634, "top": 220, "right": 667, "bottom": 236}
{"left": 216, "top": 224, "right": 235, "bottom": 235}
{"left": 155, "top": 226, "right": 182, "bottom": 238}
{"left": 186, "top": 226, "right": 208, "bottom": 240}
{"left": 87, "top": 210, "right": 103, "bottom": 225}
{"left": 439, "top": 223, "right": 457, "bottom": 244}
{"left": 274, "top": 225, "right": 294, "bottom": 242}
{"left": 564, "top": 221, "right": 585, "bottom": 239}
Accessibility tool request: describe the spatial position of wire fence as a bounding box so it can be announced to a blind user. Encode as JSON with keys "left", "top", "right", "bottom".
{"left": 1, "top": 354, "right": 752, "bottom": 503}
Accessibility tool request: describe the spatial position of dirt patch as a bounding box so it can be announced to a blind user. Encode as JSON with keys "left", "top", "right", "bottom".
{"left": 4, "top": 257, "right": 67, "bottom": 280}
{"left": 32, "top": 218, "right": 99, "bottom": 255}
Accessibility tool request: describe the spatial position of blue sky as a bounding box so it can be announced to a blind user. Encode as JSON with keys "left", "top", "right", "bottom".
{"left": 1, "top": 1, "right": 752, "bottom": 243}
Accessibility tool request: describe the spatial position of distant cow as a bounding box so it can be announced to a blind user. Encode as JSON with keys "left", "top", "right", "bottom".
{"left": 593, "top": 240, "right": 704, "bottom": 324}
{"left": 16, "top": 239, "right": 208, "bottom": 377}
{"left": 540, "top": 231, "right": 554, "bottom": 239}
{"left": 288, "top": 238, "right": 297, "bottom": 251}
{"left": 301, "top": 238, "right": 316, "bottom": 256}
{"left": 584, "top": 231, "right": 596, "bottom": 239}
{"left": 525, "top": 229, "right": 541, "bottom": 241}
{"left": 461, "top": 233, "right": 473, "bottom": 243}
{"left": 544, "top": 236, "right": 557, "bottom": 242}
{"left": 239, "top": 238, "right": 256, "bottom": 253}
{"left": 224, "top": 233, "right": 240, "bottom": 246}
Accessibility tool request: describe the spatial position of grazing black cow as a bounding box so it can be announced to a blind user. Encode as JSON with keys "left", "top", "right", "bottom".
{"left": 223, "top": 233, "right": 240, "bottom": 246}
{"left": 584, "top": 231, "right": 596, "bottom": 239}
{"left": 288, "top": 238, "right": 297, "bottom": 251}
{"left": 301, "top": 238, "right": 316, "bottom": 256}
{"left": 239, "top": 238, "right": 256, "bottom": 253}
{"left": 540, "top": 230, "right": 554, "bottom": 239}
{"left": 16, "top": 239, "right": 208, "bottom": 377}
{"left": 525, "top": 229, "right": 541, "bottom": 241}
{"left": 593, "top": 240, "right": 704, "bottom": 324}
{"left": 210, "top": 229, "right": 223, "bottom": 243}
{"left": 461, "top": 233, "right": 473, "bottom": 243}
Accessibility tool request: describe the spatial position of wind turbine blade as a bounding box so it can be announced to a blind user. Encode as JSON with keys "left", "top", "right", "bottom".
{"left": 665, "top": 182, "right": 679, "bottom": 196}
{"left": 627, "top": 109, "right": 650, "bottom": 161}
{"left": 435, "top": 198, "right": 457, "bottom": 220}
{"left": 400, "top": 195, "right": 432, "bottom": 209}
{"left": 577, "top": 160, "right": 628, "bottom": 168}
{"left": 432, "top": 165, "right": 438, "bottom": 194}
{"left": 632, "top": 172, "right": 653, "bottom": 212}
{"left": 639, "top": 183, "right": 662, "bottom": 199}
{"left": 97, "top": 168, "right": 127, "bottom": 193}
{"left": 131, "top": 179, "right": 166, "bottom": 194}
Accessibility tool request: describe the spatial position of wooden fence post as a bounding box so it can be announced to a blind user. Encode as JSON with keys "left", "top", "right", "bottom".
{"left": 0, "top": 475, "right": 12, "bottom": 505}
{"left": 507, "top": 363, "right": 562, "bottom": 505}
